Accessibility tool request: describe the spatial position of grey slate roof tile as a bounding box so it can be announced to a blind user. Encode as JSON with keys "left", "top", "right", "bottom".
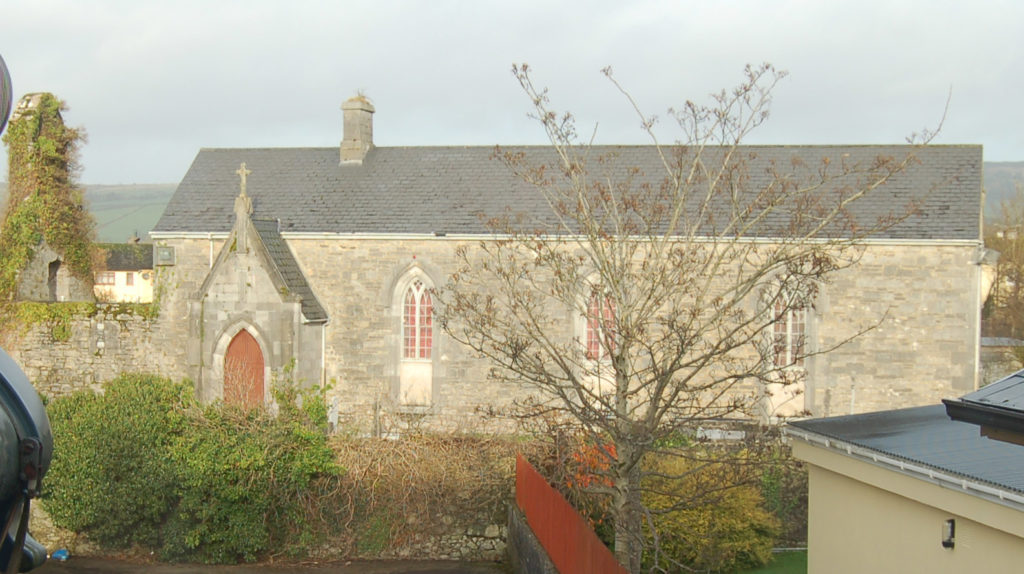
{"left": 153, "top": 145, "right": 982, "bottom": 240}
{"left": 951, "top": 370, "right": 1024, "bottom": 414}
{"left": 98, "top": 243, "right": 153, "bottom": 271}
{"left": 251, "top": 218, "right": 327, "bottom": 323}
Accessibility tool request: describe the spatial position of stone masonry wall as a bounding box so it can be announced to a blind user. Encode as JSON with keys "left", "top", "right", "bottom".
{"left": 287, "top": 237, "right": 545, "bottom": 434}
{"left": 284, "top": 237, "right": 981, "bottom": 428}
{"left": 811, "top": 243, "right": 980, "bottom": 416}
{"left": 0, "top": 238, "right": 209, "bottom": 397}
{"left": 4, "top": 236, "right": 981, "bottom": 423}
{"left": 5, "top": 306, "right": 188, "bottom": 399}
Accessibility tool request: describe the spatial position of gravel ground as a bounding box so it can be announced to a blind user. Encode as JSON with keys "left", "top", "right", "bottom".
{"left": 34, "top": 558, "right": 509, "bottom": 574}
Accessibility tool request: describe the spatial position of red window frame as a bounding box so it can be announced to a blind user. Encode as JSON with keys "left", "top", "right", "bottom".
{"left": 773, "top": 298, "right": 806, "bottom": 368}
{"left": 96, "top": 271, "right": 115, "bottom": 286}
{"left": 586, "top": 292, "right": 616, "bottom": 360}
{"left": 403, "top": 280, "right": 433, "bottom": 360}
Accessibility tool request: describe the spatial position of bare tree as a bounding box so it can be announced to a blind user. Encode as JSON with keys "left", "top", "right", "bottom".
{"left": 439, "top": 63, "right": 930, "bottom": 571}
{"left": 984, "top": 184, "right": 1024, "bottom": 341}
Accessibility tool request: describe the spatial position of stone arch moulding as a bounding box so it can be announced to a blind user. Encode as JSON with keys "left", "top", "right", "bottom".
{"left": 388, "top": 261, "right": 443, "bottom": 408}
{"left": 380, "top": 258, "right": 444, "bottom": 308}
{"left": 209, "top": 320, "right": 272, "bottom": 404}
{"left": 757, "top": 276, "right": 824, "bottom": 419}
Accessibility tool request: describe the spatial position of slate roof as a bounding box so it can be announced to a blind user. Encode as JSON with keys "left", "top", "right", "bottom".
{"left": 153, "top": 145, "right": 982, "bottom": 241}
{"left": 943, "top": 370, "right": 1024, "bottom": 435}
{"left": 251, "top": 219, "right": 327, "bottom": 323}
{"left": 788, "top": 404, "right": 1024, "bottom": 495}
{"left": 99, "top": 243, "right": 153, "bottom": 271}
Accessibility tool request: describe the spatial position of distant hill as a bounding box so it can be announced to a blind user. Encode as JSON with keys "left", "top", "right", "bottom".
{"left": 0, "top": 182, "right": 176, "bottom": 243}
{"left": 0, "top": 158, "right": 1019, "bottom": 243}
{"left": 81, "top": 184, "right": 177, "bottom": 243}
{"left": 984, "top": 161, "right": 1024, "bottom": 218}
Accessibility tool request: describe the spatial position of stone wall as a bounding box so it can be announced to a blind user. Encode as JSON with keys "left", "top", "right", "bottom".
{"left": 5, "top": 305, "right": 187, "bottom": 399}
{"left": 28, "top": 501, "right": 507, "bottom": 563}
{"left": 16, "top": 242, "right": 93, "bottom": 303}
{"left": 380, "top": 523, "right": 506, "bottom": 562}
{"left": 10, "top": 235, "right": 982, "bottom": 425}
{"left": 810, "top": 243, "right": 981, "bottom": 415}
{"left": 287, "top": 237, "right": 545, "bottom": 434}
{"left": 507, "top": 505, "right": 558, "bottom": 574}
{"left": 286, "top": 238, "right": 982, "bottom": 425}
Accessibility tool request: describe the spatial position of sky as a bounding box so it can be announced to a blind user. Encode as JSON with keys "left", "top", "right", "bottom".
{"left": 1, "top": 0, "right": 1022, "bottom": 184}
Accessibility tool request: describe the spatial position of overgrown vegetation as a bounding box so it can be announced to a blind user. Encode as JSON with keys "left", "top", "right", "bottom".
{"left": 44, "top": 374, "right": 807, "bottom": 567}
{"left": 330, "top": 432, "right": 539, "bottom": 557}
{"left": 643, "top": 455, "right": 778, "bottom": 573}
{"left": 2, "top": 301, "right": 159, "bottom": 345}
{"left": 45, "top": 374, "right": 342, "bottom": 563}
{"left": 43, "top": 375, "right": 535, "bottom": 563}
{"left": 0, "top": 92, "right": 97, "bottom": 301}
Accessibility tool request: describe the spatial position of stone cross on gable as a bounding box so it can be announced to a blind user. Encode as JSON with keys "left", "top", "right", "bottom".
{"left": 234, "top": 162, "right": 253, "bottom": 220}
{"left": 236, "top": 162, "right": 252, "bottom": 196}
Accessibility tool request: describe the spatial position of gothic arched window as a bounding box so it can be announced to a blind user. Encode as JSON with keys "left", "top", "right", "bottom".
{"left": 585, "top": 292, "right": 616, "bottom": 360}
{"left": 403, "top": 280, "right": 433, "bottom": 360}
{"left": 772, "top": 294, "right": 807, "bottom": 368}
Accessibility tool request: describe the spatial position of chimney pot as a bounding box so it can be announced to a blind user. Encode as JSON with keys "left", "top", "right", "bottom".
{"left": 341, "top": 96, "right": 375, "bottom": 165}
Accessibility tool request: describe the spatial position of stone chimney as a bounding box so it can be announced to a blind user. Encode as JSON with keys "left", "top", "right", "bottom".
{"left": 340, "top": 95, "right": 375, "bottom": 165}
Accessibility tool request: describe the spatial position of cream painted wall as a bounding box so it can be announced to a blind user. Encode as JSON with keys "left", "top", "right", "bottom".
{"left": 795, "top": 442, "right": 1024, "bottom": 573}
{"left": 94, "top": 269, "right": 154, "bottom": 303}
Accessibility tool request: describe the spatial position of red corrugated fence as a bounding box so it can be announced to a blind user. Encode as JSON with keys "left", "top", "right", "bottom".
{"left": 515, "top": 454, "right": 629, "bottom": 574}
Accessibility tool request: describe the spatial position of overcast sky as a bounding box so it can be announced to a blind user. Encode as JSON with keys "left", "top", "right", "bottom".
{"left": 1, "top": 0, "right": 1022, "bottom": 184}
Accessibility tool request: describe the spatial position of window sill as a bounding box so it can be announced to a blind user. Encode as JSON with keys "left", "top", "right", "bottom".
{"left": 396, "top": 404, "right": 432, "bottom": 414}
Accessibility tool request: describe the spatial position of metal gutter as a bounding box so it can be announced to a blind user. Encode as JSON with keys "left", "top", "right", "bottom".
{"left": 943, "top": 398, "right": 1024, "bottom": 436}
{"left": 785, "top": 426, "right": 1024, "bottom": 510}
{"left": 151, "top": 231, "right": 982, "bottom": 248}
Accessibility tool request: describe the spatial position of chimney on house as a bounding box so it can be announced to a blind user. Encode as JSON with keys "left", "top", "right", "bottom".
{"left": 340, "top": 95, "right": 374, "bottom": 165}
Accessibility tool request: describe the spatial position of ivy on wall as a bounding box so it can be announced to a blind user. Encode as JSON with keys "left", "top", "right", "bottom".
{"left": 0, "top": 92, "right": 97, "bottom": 301}
{"left": 10, "top": 301, "right": 159, "bottom": 344}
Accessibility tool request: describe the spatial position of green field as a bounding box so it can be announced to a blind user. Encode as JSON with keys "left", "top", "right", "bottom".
{"left": 0, "top": 182, "right": 176, "bottom": 243}
{"left": 85, "top": 184, "right": 176, "bottom": 242}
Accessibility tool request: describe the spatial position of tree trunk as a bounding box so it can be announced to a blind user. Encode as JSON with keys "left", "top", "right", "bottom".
{"left": 612, "top": 462, "right": 643, "bottom": 573}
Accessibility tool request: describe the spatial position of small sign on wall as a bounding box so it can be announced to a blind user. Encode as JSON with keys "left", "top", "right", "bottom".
{"left": 155, "top": 246, "right": 175, "bottom": 266}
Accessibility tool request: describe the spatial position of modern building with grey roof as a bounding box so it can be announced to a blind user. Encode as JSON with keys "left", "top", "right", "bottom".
{"left": 148, "top": 96, "right": 987, "bottom": 429}
{"left": 787, "top": 371, "right": 1024, "bottom": 572}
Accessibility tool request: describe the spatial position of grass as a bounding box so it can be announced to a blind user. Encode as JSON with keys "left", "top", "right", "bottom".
{"left": 740, "top": 550, "right": 807, "bottom": 574}
{"left": 92, "top": 202, "right": 169, "bottom": 242}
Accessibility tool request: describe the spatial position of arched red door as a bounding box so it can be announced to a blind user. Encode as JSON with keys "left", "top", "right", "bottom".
{"left": 224, "top": 329, "right": 264, "bottom": 407}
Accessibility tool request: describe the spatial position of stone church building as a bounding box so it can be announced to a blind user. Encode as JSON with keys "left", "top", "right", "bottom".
{"left": 150, "top": 97, "right": 985, "bottom": 433}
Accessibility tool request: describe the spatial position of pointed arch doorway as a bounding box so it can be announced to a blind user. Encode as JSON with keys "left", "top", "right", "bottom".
{"left": 224, "top": 329, "right": 265, "bottom": 407}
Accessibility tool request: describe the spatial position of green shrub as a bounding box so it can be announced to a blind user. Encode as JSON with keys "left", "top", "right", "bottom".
{"left": 161, "top": 386, "right": 340, "bottom": 563}
{"left": 644, "top": 454, "right": 780, "bottom": 573}
{"left": 43, "top": 375, "right": 341, "bottom": 563}
{"left": 45, "top": 374, "right": 191, "bottom": 548}
{"left": 759, "top": 451, "right": 808, "bottom": 547}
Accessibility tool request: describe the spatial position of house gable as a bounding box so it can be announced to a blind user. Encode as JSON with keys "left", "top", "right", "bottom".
{"left": 196, "top": 217, "right": 325, "bottom": 324}
{"left": 188, "top": 186, "right": 326, "bottom": 404}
